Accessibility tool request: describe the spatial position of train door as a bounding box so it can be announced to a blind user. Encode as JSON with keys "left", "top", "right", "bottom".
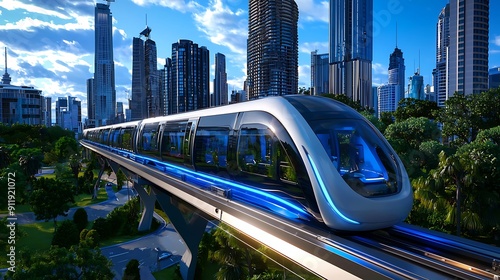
{"left": 183, "top": 119, "right": 198, "bottom": 168}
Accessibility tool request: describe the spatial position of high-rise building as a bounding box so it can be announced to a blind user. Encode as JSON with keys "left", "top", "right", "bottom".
{"left": 116, "top": 101, "right": 124, "bottom": 123}
{"left": 56, "top": 96, "right": 81, "bottom": 134}
{"left": 86, "top": 78, "right": 95, "bottom": 124}
{"left": 159, "top": 58, "right": 172, "bottom": 116}
{"left": 42, "top": 97, "right": 52, "bottom": 127}
{"left": 489, "top": 67, "right": 500, "bottom": 89}
{"left": 0, "top": 48, "right": 43, "bottom": 125}
{"left": 434, "top": 4, "right": 450, "bottom": 107}
{"left": 388, "top": 47, "right": 405, "bottom": 103}
{"left": 406, "top": 71, "right": 425, "bottom": 100}
{"left": 448, "top": 0, "right": 489, "bottom": 95}
{"left": 329, "top": 0, "right": 373, "bottom": 107}
{"left": 170, "top": 40, "right": 210, "bottom": 114}
{"left": 214, "top": 53, "right": 228, "bottom": 106}
{"left": 247, "top": 0, "right": 298, "bottom": 99}
{"left": 94, "top": 2, "right": 116, "bottom": 126}
{"left": 144, "top": 30, "right": 160, "bottom": 118}
{"left": 130, "top": 36, "right": 147, "bottom": 121}
{"left": 310, "top": 51, "right": 329, "bottom": 95}
{"left": 377, "top": 84, "right": 398, "bottom": 118}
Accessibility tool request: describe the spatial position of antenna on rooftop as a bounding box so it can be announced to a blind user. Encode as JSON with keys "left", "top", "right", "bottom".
{"left": 395, "top": 22, "right": 398, "bottom": 48}
{"left": 3, "top": 47, "right": 6, "bottom": 74}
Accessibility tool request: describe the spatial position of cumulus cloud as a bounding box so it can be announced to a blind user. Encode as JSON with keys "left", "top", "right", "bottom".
{"left": 372, "top": 62, "right": 388, "bottom": 75}
{"left": 192, "top": 0, "right": 247, "bottom": 55}
{"left": 298, "top": 65, "right": 311, "bottom": 87}
{"left": 295, "top": 0, "right": 328, "bottom": 23}
{"left": 493, "top": 35, "right": 500, "bottom": 46}
{"left": 131, "top": 0, "right": 201, "bottom": 13}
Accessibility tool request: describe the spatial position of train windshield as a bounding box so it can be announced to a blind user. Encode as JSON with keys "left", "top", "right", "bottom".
{"left": 310, "top": 118, "right": 400, "bottom": 197}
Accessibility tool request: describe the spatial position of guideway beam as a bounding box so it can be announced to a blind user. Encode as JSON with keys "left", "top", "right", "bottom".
{"left": 153, "top": 186, "right": 209, "bottom": 280}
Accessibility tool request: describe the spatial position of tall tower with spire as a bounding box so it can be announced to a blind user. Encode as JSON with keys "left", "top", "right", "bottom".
{"left": 2, "top": 47, "right": 12, "bottom": 85}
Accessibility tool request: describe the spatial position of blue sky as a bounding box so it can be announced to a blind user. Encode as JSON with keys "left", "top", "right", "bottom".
{"left": 1, "top": 0, "right": 500, "bottom": 120}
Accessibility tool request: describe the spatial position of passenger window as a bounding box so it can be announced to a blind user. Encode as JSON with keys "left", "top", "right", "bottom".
{"left": 138, "top": 122, "right": 160, "bottom": 159}
{"left": 121, "top": 127, "right": 135, "bottom": 151}
{"left": 161, "top": 121, "right": 187, "bottom": 164}
{"left": 193, "top": 114, "right": 236, "bottom": 174}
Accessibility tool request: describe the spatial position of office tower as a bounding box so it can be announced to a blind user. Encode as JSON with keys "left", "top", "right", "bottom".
{"left": 407, "top": 70, "right": 425, "bottom": 100}
{"left": 434, "top": 4, "right": 450, "bottom": 107}
{"left": 377, "top": 84, "right": 398, "bottom": 118}
{"left": 329, "top": 0, "right": 373, "bottom": 107}
{"left": 116, "top": 101, "right": 124, "bottom": 123}
{"left": 247, "top": 0, "right": 298, "bottom": 99}
{"left": 0, "top": 49, "right": 43, "bottom": 125}
{"left": 448, "top": 0, "right": 489, "bottom": 95}
{"left": 310, "top": 51, "right": 329, "bottom": 95}
{"left": 170, "top": 40, "right": 210, "bottom": 114}
{"left": 56, "top": 96, "right": 81, "bottom": 133}
{"left": 144, "top": 29, "right": 160, "bottom": 118}
{"left": 388, "top": 47, "right": 405, "bottom": 103}
{"left": 489, "top": 67, "right": 500, "bottom": 89}
{"left": 159, "top": 58, "right": 172, "bottom": 116}
{"left": 214, "top": 53, "right": 228, "bottom": 106}
{"left": 130, "top": 36, "right": 147, "bottom": 120}
{"left": 42, "top": 97, "right": 52, "bottom": 127}
{"left": 86, "top": 78, "right": 95, "bottom": 127}
{"left": 94, "top": 2, "right": 116, "bottom": 126}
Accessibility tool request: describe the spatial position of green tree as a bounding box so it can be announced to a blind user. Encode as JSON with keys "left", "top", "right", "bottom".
{"left": 69, "top": 154, "right": 81, "bottom": 180}
{"left": 393, "top": 98, "right": 440, "bottom": 122}
{"left": 384, "top": 117, "right": 441, "bottom": 151}
{"left": 73, "top": 207, "right": 89, "bottom": 232}
{"left": 122, "top": 259, "right": 141, "bottom": 280}
{"left": 29, "top": 177, "right": 75, "bottom": 229}
{"left": 212, "top": 225, "right": 249, "bottom": 280}
{"left": 298, "top": 87, "right": 311, "bottom": 95}
{"left": 18, "top": 155, "right": 41, "bottom": 182}
{"left": 0, "top": 146, "right": 11, "bottom": 169}
{"left": 321, "top": 93, "right": 365, "bottom": 112}
{"left": 54, "top": 136, "right": 79, "bottom": 161}
{"left": 52, "top": 220, "right": 80, "bottom": 248}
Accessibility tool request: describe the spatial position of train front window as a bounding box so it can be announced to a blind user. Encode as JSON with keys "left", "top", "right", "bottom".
{"left": 311, "top": 119, "right": 401, "bottom": 197}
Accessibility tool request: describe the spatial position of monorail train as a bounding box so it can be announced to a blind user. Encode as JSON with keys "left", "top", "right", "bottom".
{"left": 82, "top": 95, "right": 413, "bottom": 231}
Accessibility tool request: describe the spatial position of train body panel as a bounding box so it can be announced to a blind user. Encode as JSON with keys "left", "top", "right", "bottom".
{"left": 82, "top": 95, "right": 413, "bottom": 231}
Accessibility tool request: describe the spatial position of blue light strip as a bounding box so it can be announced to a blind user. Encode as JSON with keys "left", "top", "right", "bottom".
{"left": 305, "top": 150, "right": 360, "bottom": 225}
{"left": 83, "top": 140, "right": 310, "bottom": 219}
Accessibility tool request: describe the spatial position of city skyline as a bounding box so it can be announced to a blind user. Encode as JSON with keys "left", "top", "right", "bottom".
{"left": 1, "top": 0, "right": 500, "bottom": 121}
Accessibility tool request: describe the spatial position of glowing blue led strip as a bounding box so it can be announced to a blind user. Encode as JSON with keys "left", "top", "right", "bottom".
{"left": 305, "top": 149, "right": 360, "bottom": 225}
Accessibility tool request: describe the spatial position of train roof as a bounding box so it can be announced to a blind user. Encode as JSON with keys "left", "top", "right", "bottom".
{"left": 84, "top": 95, "right": 363, "bottom": 131}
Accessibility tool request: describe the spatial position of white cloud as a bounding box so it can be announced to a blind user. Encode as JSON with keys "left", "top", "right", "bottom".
{"left": 493, "top": 35, "right": 500, "bottom": 47}
{"left": 295, "top": 0, "right": 328, "bottom": 23}
{"left": 300, "top": 41, "right": 328, "bottom": 54}
{"left": 131, "top": 0, "right": 201, "bottom": 13}
{"left": 372, "top": 62, "right": 388, "bottom": 75}
{"left": 298, "top": 65, "right": 310, "bottom": 87}
{"left": 0, "top": 15, "right": 93, "bottom": 31}
{"left": 0, "top": 0, "right": 72, "bottom": 19}
{"left": 193, "top": 0, "right": 247, "bottom": 55}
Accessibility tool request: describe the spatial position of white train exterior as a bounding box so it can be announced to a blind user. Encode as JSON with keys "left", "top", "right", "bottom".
{"left": 83, "top": 95, "right": 413, "bottom": 231}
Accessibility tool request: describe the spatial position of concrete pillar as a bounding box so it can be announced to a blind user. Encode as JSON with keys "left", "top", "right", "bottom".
{"left": 132, "top": 178, "right": 156, "bottom": 232}
{"left": 152, "top": 187, "right": 208, "bottom": 280}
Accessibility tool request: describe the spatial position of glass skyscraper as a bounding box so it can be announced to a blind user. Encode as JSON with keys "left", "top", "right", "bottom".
{"left": 170, "top": 40, "right": 210, "bottom": 114}
{"left": 94, "top": 3, "right": 116, "bottom": 126}
{"left": 130, "top": 36, "right": 147, "bottom": 121}
{"left": 214, "top": 53, "right": 228, "bottom": 106}
{"left": 329, "top": 0, "right": 373, "bottom": 107}
{"left": 247, "top": 0, "right": 298, "bottom": 99}
{"left": 311, "top": 51, "right": 329, "bottom": 96}
{"left": 434, "top": 4, "right": 450, "bottom": 107}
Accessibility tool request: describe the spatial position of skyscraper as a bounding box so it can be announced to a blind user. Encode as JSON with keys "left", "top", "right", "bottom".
{"left": 388, "top": 47, "right": 405, "bottom": 103}
{"left": 407, "top": 71, "right": 425, "bottom": 100}
{"left": 310, "top": 51, "right": 329, "bottom": 95}
{"left": 489, "top": 67, "right": 500, "bottom": 89}
{"left": 329, "top": 0, "right": 373, "bottom": 107}
{"left": 130, "top": 36, "right": 147, "bottom": 120}
{"left": 247, "top": 0, "right": 298, "bottom": 99}
{"left": 214, "top": 53, "right": 228, "bottom": 106}
{"left": 94, "top": 2, "right": 116, "bottom": 126}
{"left": 42, "top": 97, "right": 52, "bottom": 127}
{"left": 448, "top": 0, "right": 489, "bottom": 95}
{"left": 86, "top": 78, "right": 95, "bottom": 127}
{"left": 144, "top": 28, "right": 160, "bottom": 118}
{"left": 159, "top": 58, "right": 172, "bottom": 116}
{"left": 170, "top": 40, "right": 210, "bottom": 114}
{"left": 434, "top": 4, "right": 450, "bottom": 107}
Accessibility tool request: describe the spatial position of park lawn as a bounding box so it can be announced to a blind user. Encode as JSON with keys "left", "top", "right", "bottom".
{"left": 72, "top": 187, "right": 108, "bottom": 207}
{"left": 17, "top": 221, "right": 55, "bottom": 252}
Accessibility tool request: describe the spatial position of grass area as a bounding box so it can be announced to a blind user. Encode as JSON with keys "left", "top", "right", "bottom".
{"left": 153, "top": 265, "right": 181, "bottom": 280}
{"left": 17, "top": 221, "right": 55, "bottom": 251}
{"left": 72, "top": 187, "right": 108, "bottom": 207}
{"left": 0, "top": 204, "right": 32, "bottom": 214}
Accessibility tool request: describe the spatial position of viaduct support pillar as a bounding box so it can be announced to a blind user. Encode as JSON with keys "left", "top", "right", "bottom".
{"left": 132, "top": 176, "right": 157, "bottom": 232}
{"left": 153, "top": 187, "right": 208, "bottom": 280}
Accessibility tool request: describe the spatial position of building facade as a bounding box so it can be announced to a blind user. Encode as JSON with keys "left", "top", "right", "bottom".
{"left": 434, "top": 4, "right": 450, "bottom": 107}
{"left": 55, "top": 96, "right": 81, "bottom": 134}
{"left": 377, "top": 84, "right": 398, "bottom": 118}
{"left": 489, "top": 67, "right": 500, "bottom": 89}
{"left": 169, "top": 40, "right": 210, "bottom": 114}
{"left": 388, "top": 47, "right": 405, "bottom": 103}
{"left": 86, "top": 78, "right": 95, "bottom": 128}
{"left": 94, "top": 3, "right": 116, "bottom": 126}
{"left": 214, "top": 53, "right": 228, "bottom": 106}
{"left": 42, "top": 97, "right": 52, "bottom": 127}
{"left": 329, "top": 0, "right": 373, "bottom": 107}
{"left": 130, "top": 36, "right": 147, "bottom": 121}
{"left": 310, "top": 51, "right": 329, "bottom": 95}
{"left": 448, "top": 0, "right": 489, "bottom": 95}
{"left": 407, "top": 71, "right": 425, "bottom": 100}
{"left": 247, "top": 0, "right": 298, "bottom": 99}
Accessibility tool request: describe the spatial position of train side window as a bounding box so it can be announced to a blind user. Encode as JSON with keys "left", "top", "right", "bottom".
{"left": 138, "top": 122, "right": 160, "bottom": 159}
{"left": 109, "top": 128, "right": 120, "bottom": 147}
{"left": 101, "top": 129, "right": 110, "bottom": 145}
{"left": 121, "top": 127, "right": 135, "bottom": 151}
{"left": 161, "top": 120, "right": 188, "bottom": 164}
{"left": 237, "top": 125, "right": 275, "bottom": 177}
{"left": 193, "top": 114, "right": 236, "bottom": 174}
